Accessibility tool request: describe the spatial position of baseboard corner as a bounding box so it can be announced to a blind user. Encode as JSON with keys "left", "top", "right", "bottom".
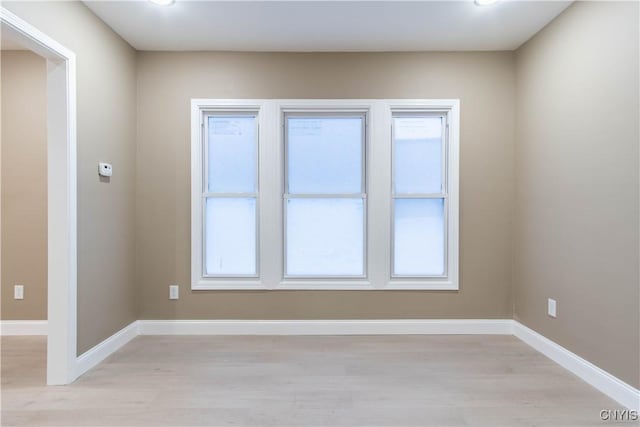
{"left": 512, "top": 321, "right": 640, "bottom": 411}
{"left": 74, "top": 320, "right": 139, "bottom": 380}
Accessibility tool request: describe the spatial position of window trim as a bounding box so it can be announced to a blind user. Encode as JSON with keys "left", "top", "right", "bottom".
{"left": 191, "top": 99, "right": 460, "bottom": 291}
{"left": 191, "top": 101, "right": 268, "bottom": 290}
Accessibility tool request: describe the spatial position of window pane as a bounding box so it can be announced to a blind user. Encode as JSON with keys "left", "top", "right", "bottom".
{"left": 287, "top": 117, "right": 363, "bottom": 194}
{"left": 205, "top": 198, "right": 256, "bottom": 275}
{"left": 286, "top": 198, "right": 364, "bottom": 276}
{"left": 393, "top": 198, "right": 444, "bottom": 276}
{"left": 208, "top": 116, "right": 256, "bottom": 193}
{"left": 393, "top": 117, "right": 442, "bottom": 194}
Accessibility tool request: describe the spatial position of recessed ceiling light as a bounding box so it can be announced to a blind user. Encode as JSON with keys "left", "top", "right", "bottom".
{"left": 474, "top": 0, "right": 500, "bottom": 6}
{"left": 149, "top": 0, "right": 175, "bottom": 6}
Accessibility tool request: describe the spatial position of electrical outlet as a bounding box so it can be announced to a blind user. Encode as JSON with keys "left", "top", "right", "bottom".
{"left": 14, "top": 285, "right": 24, "bottom": 300}
{"left": 169, "top": 285, "right": 179, "bottom": 300}
{"left": 548, "top": 298, "right": 557, "bottom": 318}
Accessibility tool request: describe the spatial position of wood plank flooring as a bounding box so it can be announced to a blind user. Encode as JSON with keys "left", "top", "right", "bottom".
{"left": 1, "top": 335, "right": 623, "bottom": 426}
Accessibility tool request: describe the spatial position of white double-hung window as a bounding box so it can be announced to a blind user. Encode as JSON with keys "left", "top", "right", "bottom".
{"left": 284, "top": 113, "right": 366, "bottom": 278}
{"left": 199, "top": 112, "right": 259, "bottom": 278}
{"left": 392, "top": 114, "right": 447, "bottom": 277}
{"left": 192, "top": 100, "right": 459, "bottom": 290}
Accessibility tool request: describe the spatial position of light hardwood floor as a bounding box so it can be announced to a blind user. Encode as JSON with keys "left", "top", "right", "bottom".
{"left": 1, "top": 335, "right": 623, "bottom": 426}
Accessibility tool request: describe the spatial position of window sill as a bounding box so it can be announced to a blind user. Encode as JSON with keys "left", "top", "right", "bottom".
{"left": 192, "top": 279, "right": 458, "bottom": 291}
{"left": 192, "top": 280, "right": 267, "bottom": 290}
{"left": 386, "top": 280, "right": 458, "bottom": 290}
{"left": 276, "top": 280, "right": 373, "bottom": 290}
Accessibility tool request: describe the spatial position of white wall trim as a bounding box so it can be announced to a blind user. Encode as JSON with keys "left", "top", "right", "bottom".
{"left": 75, "top": 321, "right": 139, "bottom": 379}
{"left": 1, "top": 7, "right": 78, "bottom": 386}
{"left": 0, "top": 320, "right": 48, "bottom": 336}
{"left": 513, "top": 321, "right": 640, "bottom": 411}
{"left": 138, "top": 319, "right": 513, "bottom": 336}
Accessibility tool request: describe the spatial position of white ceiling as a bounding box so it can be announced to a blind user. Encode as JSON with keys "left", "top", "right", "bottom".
{"left": 84, "top": 1, "right": 572, "bottom": 52}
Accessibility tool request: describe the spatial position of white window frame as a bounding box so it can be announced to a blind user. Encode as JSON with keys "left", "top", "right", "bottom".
{"left": 202, "top": 111, "right": 260, "bottom": 279}
{"left": 283, "top": 111, "right": 368, "bottom": 279}
{"left": 191, "top": 99, "right": 459, "bottom": 290}
{"left": 390, "top": 111, "right": 449, "bottom": 280}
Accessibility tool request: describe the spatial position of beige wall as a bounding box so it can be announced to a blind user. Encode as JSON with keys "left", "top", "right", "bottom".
{"left": 1, "top": 51, "right": 47, "bottom": 320}
{"left": 3, "top": 2, "right": 138, "bottom": 354}
{"left": 4, "top": 2, "right": 636, "bottom": 391}
{"left": 514, "top": 1, "right": 639, "bottom": 388}
{"left": 136, "top": 51, "right": 516, "bottom": 319}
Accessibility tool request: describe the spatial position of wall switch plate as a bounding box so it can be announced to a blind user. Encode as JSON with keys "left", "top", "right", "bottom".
{"left": 548, "top": 298, "right": 557, "bottom": 318}
{"left": 169, "top": 285, "right": 179, "bottom": 300}
{"left": 14, "top": 285, "right": 24, "bottom": 300}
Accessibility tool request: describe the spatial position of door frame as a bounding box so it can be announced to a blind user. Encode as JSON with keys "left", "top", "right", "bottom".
{"left": 1, "top": 7, "right": 78, "bottom": 385}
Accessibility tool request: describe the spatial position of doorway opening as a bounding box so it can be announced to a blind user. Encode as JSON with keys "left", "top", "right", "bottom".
{"left": 1, "top": 7, "right": 77, "bottom": 385}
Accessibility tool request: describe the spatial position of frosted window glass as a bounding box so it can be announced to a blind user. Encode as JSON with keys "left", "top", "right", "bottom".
{"left": 287, "top": 117, "right": 362, "bottom": 194}
{"left": 208, "top": 116, "right": 256, "bottom": 193}
{"left": 393, "top": 117, "right": 442, "bottom": 194}
{"left": 286, "top": 198, "right": 364, "bottom": 276}
{"left": 393, "top": 198, "right": 444, "bottom": 276}
{"left": 205, "top": 198, "right": 256, "bottom": 275}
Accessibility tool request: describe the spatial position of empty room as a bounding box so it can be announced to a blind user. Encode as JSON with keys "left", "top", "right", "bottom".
{"left": 1, "top": 0, "right": 638, "bottom": 426}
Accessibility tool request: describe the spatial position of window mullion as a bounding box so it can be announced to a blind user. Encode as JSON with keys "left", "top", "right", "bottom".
{"left": 284, "top": 193, "right": 365, "bottom": 199}
{"left": 392, "top": 193, "right": 447, "bottom": 199}
{"left": 204, "top": 192, "right": 258, "bottom": 198}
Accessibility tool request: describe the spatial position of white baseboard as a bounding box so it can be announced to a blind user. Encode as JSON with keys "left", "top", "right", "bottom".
{"left": 513, "top": 321, "right": 640, "bottom": 411}
{"left": 0, "top": 320, "right": 48, "bottom": 335}
{"left": 74, "top": 321, "right": 139, "bottom": 379}
{"left": 138, "top": 319, "right": 513, "bottom": 336}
